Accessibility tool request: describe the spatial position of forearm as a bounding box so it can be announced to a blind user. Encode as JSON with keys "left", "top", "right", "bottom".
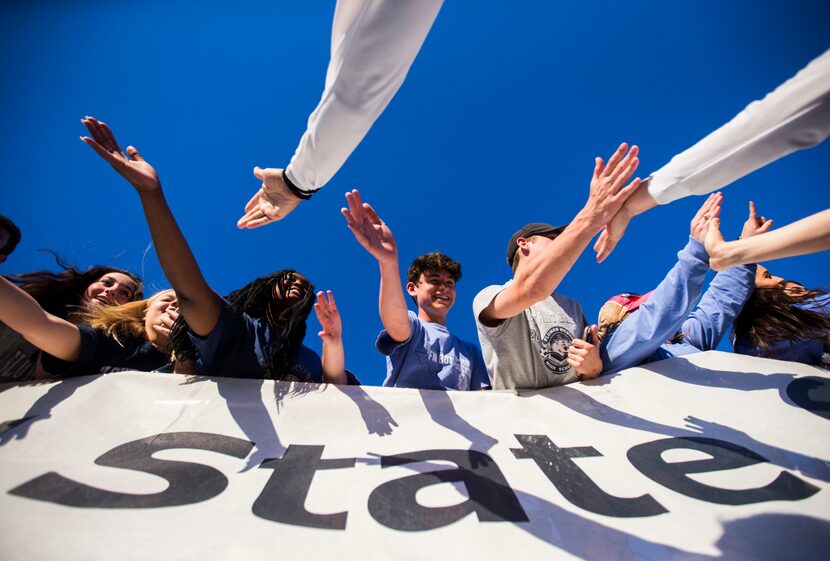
{"left": 0, "top": 277, "right": 81, "bottom": 361}
{"left": 285, "top": 0, "right": 442, "bottom": 193}
{"left": 718, "top": 209, "right": 830, "bottom": 267}
{"left": 378, "top": 259, "right": 411, "bottom": 342}
{"left": 648, "top": 49, "right": 830, "bottom": 205}
{"left": 138, "top": 189, "right": 219, "bottom": 334}
{"left": 683, "top": 264, "right": 755, "bottom": 350}
{"left": 321, "top": 339, "right": 347, "bottom": 384}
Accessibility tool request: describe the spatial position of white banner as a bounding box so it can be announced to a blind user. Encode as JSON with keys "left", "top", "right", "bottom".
{"left": 1, "top": 351, "right": 828, "bottom": 561}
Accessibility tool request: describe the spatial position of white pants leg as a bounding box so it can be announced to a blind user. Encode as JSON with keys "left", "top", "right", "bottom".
{"left": 648, "top": 48, "right": 830, "bottom": 205}
{"left": 284, "top": 0, "right": 443, "bottom": 194}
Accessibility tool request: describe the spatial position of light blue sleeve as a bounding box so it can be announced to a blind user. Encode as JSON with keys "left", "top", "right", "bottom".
{"left": 600, "top": 237, "right": 710, "bottom": 375}
{"left": 681, "top": 264, "right": 756, "bottom": 351}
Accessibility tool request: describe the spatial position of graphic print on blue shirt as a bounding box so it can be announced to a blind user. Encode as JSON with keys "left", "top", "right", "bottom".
{"left": 376, "top": 311, "right": 487, "bottom": 391}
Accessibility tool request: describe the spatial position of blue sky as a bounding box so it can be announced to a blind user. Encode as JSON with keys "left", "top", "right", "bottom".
{"left": 2, "top": 1, "right": 829, "bottom": 386}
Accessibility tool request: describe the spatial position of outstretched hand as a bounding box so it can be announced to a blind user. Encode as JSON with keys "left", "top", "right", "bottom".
{"left": 341, "top": 189, "right": 398, "bottom": 264}
{"left": 584, "top": 143, "right": 641, "bottom": 226}
{"left": 689, "top": 192, "right": 722, "bottom": 243}
{"left": 237, "top": 167, "right": 301, "bottom": 229}
{"left": 80, "top": 117, "right": 160, "bottom": 192}
{"left": 740, "top": 200, "right": 773, "bottom": 239}
{"left": 314, "top": 290, "right": 342, "bottom": 345}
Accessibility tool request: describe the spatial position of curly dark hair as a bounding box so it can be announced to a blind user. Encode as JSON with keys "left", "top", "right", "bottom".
{"left": 733, "top": 284, "right": 830, "bottom": 358}
{"left": 169, "top": 270, "right": 315, "bottom": 380}
{"left": 4, "top": 251, "right": 143, "bottom": 321}
{"left": 406, "top": 252, "right": 462, "bottom": 284}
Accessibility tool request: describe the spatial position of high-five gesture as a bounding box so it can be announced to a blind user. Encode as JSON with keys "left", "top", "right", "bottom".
{"left": 583, "top": 143, "right": 641, "bottom": 228}
{"left": 341, "top": 189, "right": 398, "bottom": 265}
{"left": 80, "top": 117, "right": 160, "bottom": 192}
{"left": 689, "top": 193, "right": 722, "bottom": 243}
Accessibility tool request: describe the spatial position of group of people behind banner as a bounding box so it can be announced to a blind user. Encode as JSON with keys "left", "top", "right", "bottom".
{"left": 1, "top": 1, "right": 829, "bottom": 389}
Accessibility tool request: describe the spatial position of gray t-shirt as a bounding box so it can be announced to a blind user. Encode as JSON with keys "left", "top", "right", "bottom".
{"left": 473, "top": 281, "right": 587, "bottom": 390}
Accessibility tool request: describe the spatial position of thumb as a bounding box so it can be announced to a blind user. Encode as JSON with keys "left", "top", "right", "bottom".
{"left": 593, "top": 157, "right": 604, "bottom": 179}
{"left": 253, "top": 166, "right": 264, "bottom": 180}
{"left": 590, "top": 324, "right": 598, "bottom": 342}
{"left": 126, "top": 146, "right": 143, "bottom": 162}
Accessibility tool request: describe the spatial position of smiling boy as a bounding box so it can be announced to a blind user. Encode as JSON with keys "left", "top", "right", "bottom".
{"left": 343, "top": 190, "right": 488, "bottom": 390}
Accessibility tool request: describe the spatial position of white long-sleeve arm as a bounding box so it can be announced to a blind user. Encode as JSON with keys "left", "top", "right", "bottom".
{"left": 648, "top": 48, "right": 830, "bottom": 205}
{"left": 285, "top": 0, "right": 443, "bottom": 194}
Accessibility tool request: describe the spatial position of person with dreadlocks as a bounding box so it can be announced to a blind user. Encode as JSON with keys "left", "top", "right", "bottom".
{"left": 342, "top": 190, "right": 488, "bottom": 390}
{"left": 80, "top": 116, "right": 354, "bottom": 384}
{"left": 1, "top": 249, "right": 143, "bottom": 381}
{"left": 596, "top": 195, "right": 772, "bottom": 376}
{"left": 732, "top": 266, "right": 829, "bottom": 368}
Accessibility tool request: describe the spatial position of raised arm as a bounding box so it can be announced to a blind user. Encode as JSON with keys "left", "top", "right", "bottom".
{"left": 0, "top": 276, "right": 81, "bottom": 361}
{"left": 236, "top": 0, "right": 443, "bottom": 228}
{"left": 80, "top": 117, "right": 220, "bottom": 336}
{"left": 314, "top": 290, "right": 347, "bottom": 384}
{"left": 341, "top": 189, "right": 410, "bottom": 342}
{"left": 682, "top": 201, "right": 771, "bottom": 349}
{"left": 482, "top": 143, "right": 640, "bottom": 323}
{"left": 706, "top": 208, "right": 830, "bottom": 271}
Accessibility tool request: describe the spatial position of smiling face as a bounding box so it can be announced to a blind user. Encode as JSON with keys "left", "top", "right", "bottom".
{"left": 269, "top": 271, "right": 312, "bottom": 317}
{"left": 84, "top": 272, "right": 139, "bottom": 308}
{"left": 407, "top": 269, "right": 456, "bottom": 325}
{"left": 143, "top": 289, "right": 178, "bottom": 347}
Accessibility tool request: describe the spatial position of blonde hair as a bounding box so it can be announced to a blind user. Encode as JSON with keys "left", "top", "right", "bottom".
{"left": 79, "top": 298, "right": 149, "bottom": 344}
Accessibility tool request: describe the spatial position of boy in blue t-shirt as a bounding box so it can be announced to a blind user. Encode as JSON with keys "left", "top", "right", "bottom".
{"left": 342, "top": 190, "right": 488, "bottom": 390}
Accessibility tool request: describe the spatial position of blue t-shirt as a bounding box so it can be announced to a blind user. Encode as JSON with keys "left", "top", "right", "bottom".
{"left": 734, "top": 291, "right": 830, "bottom": 366}
{"left": 376, "top": 311, "right": 489, "bottom": 391}
{"left": 190, "top": 299, "right": 359, "bottom": 383}
{"left": 42, "top": 325, "right": 170, "bottom": 377}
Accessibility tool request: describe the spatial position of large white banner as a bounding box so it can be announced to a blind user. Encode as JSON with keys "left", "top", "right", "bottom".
{"left": 0, "top": 351, "right": 828, "bottom": 561}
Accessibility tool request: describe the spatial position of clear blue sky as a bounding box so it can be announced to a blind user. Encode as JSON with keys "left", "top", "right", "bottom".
{"left": 2, "top": 1, "right": 829, "bottom": 386}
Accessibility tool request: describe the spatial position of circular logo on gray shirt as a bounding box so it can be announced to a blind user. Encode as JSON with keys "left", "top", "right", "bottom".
{"left": 540, "top": 326, "right": 573, "bottom": 374}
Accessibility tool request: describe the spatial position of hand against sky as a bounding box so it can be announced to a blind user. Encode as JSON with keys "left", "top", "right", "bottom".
{"left": 80, "top": 117, "right": 160, "bottom": 192}
{"left": 341, "top": 189, "right": 398, "bottom": 264}
{"left": 314, "top": 290, "right": 342, "bottom": 344}
{"left": 740, "top": 201, "right": 774, "bottom": 239}
{"left": 568, "top": 325, "right": 602, "bottom": 379}
{"left": 582, "top": 143, "right": 641, "bottom": 230}
{"left": 689, "top": 192, "right": 722, "bottom": 243}
{"left": 236, "top": 167, "right": 301, "bottom": 229}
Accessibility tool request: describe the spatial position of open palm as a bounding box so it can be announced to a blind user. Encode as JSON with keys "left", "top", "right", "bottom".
{"left": 80, "top": 116, "right": 160, "bottom": 192}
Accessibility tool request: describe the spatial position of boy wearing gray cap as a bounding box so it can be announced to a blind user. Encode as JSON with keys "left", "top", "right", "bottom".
{"left": 473, "top": 143, "right": 640, "bottom": 390}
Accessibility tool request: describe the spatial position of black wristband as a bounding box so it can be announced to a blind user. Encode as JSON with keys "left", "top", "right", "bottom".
{"left": 282, "top": 170, "right": 314, "bottom": 200}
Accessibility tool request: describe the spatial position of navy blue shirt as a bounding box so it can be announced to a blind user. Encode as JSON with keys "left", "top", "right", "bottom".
{"left": 42, "top": 325, "right": 169, "bottom": 377}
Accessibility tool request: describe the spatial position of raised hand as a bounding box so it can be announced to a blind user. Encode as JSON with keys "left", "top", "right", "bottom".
{"left": 689, "top": 192, "right": 722, "bottom": 243}
{"left": 568, "top": 325, "right": 602, "bottom": 380}
{"left": 740, "top": 200, "right": 773, "bottom": 239}
{"left": 80, "top": 117, "right": 160, "bottom": 192}
{"left": 583, "top": 143, "right": 641, "bottom": 228}
{"left": 341, "top": 189, "right": 398, "bottom": 264}
{"left": 314, "top": 290, "right": 342, "bottom": 345}
{"left": 236, "top": 167, "right": 301, "bottom": 229}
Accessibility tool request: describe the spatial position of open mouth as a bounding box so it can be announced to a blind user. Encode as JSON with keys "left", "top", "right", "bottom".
{"left": 434, "top": 295, "right": 450, "bottom": 302}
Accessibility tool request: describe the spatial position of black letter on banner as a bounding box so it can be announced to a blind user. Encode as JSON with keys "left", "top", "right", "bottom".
{"left": 511, "top": 434, "right": 667, "bottom": 517}
{"left": 787, "top": 377, "right": 830, "bottom": 421}
{"left": 367, "top": 449, "right": 528, "bottom": 531}
{"left": 627, "top": 436, "right": 820, "bottom": 504}
{"left": 253, "top": 445, "right": 356, "bottom": 529}
{"left": 9, "top": 432, "right": 253, "bottom": 508}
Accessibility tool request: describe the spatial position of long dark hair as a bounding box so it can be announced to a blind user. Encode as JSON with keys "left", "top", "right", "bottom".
{"left": 225, "top": 269, "right": 315, "bottom": 379}
{"left": 733, "top": 284, "right": 830, "bottom": 357}
{"left": 169, "top": 269, "right": 315, "bottom": 379}
{"left": 4, "top": 252, "right": 143, "bottom": 321}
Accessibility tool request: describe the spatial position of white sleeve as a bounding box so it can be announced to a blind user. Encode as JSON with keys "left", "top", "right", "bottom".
{"left": 284, "top": 0, "right": 443, "bottom": 195}
{"left": 648, "top": 48, "right": 830, "bottom": 205}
